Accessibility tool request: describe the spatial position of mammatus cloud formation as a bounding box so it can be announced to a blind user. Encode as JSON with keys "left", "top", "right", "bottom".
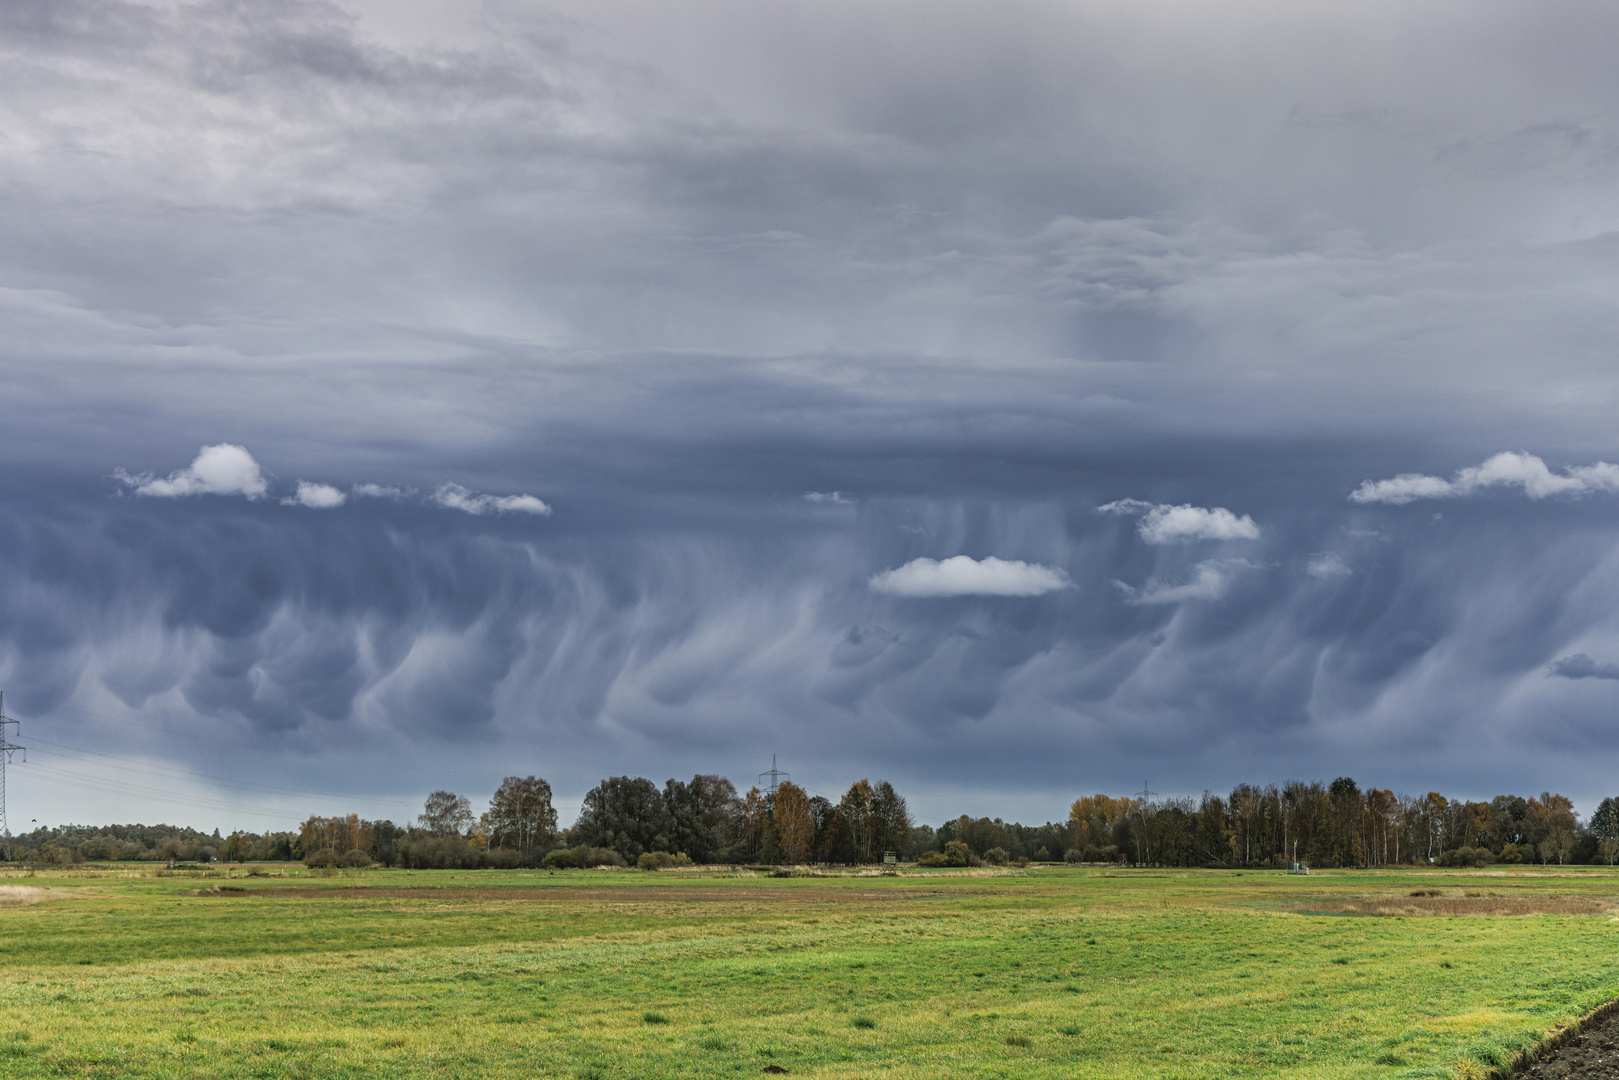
{"left": 116, "top": 444, "right": 268, "bottom": 500}
{"left": 1352, "top": 453, "right": 1619, "bottom": 505}
{"left": 1548, "top": 654, "right": 1619, "bottom": 680}
{"left": 869, "top": 556, "right": 1069, "bottom": 597}
{"left": 13, "top": 0, "right": 1619, "bottom": 828}
{"left": 1099, "top": 500, "right": 1260, "bottom": 544}
{"left": 429, "top": 484, "right": 552, "bottom": 517}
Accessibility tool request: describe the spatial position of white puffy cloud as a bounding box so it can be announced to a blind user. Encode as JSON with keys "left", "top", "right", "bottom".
{"left": 868, "top": 556, "right": 1069, "bottom": 597}
{"left": 285, "top": 482, "right": 346, "bottom": 509}
{"left": 1351, "top": 452, "right": 1619, "bottom": 505}
{"left": 430, "top": 483, "right": 552, "bottom": 516}
{"left": 803, "top": 491, "right": 852, "bottom": 505}
{"left": 1098, "top": 499, "right": 1260, "bottom": 543}
{"left": 115, "top": 444, "right": 268, "bottom": 499}
{"left": 1306, "top": 552, "right": 1352, "bottom": 579}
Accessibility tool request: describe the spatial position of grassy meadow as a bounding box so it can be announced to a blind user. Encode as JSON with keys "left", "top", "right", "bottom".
{"left": 1, "top": 864, "right": 1617, "bottom": 1079}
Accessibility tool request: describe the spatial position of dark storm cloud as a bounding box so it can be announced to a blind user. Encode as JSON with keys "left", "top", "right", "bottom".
{"left": 3, "top": 1, "right": 1619, "bottom": 825}
{"left": 1548, "top": 655, "right": 1619, "bottom": 681}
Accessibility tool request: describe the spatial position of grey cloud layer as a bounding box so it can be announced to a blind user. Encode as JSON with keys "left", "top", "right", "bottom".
{"left": 3, "top": 1, "right": 1619, "bottom": 821}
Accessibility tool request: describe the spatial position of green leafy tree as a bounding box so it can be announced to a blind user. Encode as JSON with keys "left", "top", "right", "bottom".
{"left": 575, "top": 776, "right": 674, "bottom": 862}
{"left": 664, "top": 774, "right": 739, "bottom": 864}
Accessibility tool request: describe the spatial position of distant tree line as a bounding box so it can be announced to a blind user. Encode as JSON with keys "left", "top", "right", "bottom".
{"left": 8, "top": 775, "right": 1618, "bottom": 870}
{"left": 1062, "top": 782, "right": 1619, "bottom": 869}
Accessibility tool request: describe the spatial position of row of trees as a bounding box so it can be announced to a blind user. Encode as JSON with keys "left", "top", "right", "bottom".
{"left": 10, "top": 775, "right": 1618, "bottom": 869}
{"left": 287, "top": 774, "right": 913, "bottom": 869}
{"left": 1069, "top": 781, "right": 1619, "bottom": 868}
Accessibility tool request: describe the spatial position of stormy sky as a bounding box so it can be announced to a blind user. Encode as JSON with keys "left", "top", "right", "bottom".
{"left": 6, "top": 0, "right": 1619, "bottom": 830}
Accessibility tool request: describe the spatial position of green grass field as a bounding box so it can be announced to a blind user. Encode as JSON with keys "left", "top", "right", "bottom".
{"left": 2, "top": 864, "right": 1617, "bottom": 1079}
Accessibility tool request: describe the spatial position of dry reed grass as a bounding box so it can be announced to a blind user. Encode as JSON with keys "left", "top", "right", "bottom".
{"left": 0, "top": 884, "right": 62, "bottom": 906}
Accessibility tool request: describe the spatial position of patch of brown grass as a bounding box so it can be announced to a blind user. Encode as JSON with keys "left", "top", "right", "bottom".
{"left": 0, "top": 885, "right": 64, "bottom": 906}
{"left": 216, "top": 885, "right": 954, "bottom": 904}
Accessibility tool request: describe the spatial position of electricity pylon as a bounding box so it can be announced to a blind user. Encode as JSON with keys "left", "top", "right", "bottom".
{"left": 0, "top": 692, "right": 24, "bottom": 859}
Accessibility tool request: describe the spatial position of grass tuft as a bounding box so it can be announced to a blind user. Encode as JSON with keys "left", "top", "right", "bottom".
{"left": 642, "top": 1011, "right": 670, "bottom": 1024}
{"left": 852, "top": 1016, "right": 876, "bottom": 1030}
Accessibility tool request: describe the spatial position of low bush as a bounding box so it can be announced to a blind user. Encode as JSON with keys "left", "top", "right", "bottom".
{"left": 484, "top": 847, "right": 520, "bottom": 869}
{"left": 337, "top": 849, "right": 371, "bottom": 869}
{"left": 1435, "top": 846, "right": 1493, "bottom": 868}
{"left": 983, "top": 847, "right": 1011, "bottom": 866}
{"left": 580, "top": 847, "right": 627, "bottom": 868}
{"left": 543, "top": 846, "right": 628, "bottom": 869}
{"left": 1065, "top": 844, "right": 1119, "bottom": 864}
{"left": 636, "top": 851, "right": 695, "bottom": 871}
{"left": 918, "top": 840, "right": 973, "bottom": 868}
{"left": 303, "top": 848, "right": 339, "bottom": 869}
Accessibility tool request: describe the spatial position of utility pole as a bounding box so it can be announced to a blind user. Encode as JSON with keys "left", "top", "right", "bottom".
{"left": 0, "top": 692, "right": 24, "bottom": 860}
{"left": 758, "top": 755, "right": 789, "bottom": 794}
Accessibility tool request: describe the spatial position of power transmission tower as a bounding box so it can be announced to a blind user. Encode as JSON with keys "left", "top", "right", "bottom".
{"left": 758, "top": 755, "right": 789, "bottom": 794}
{"left": 1133, "top": 781, "right": 1157, "bottom": 866}
{"left": 0, "top": 692, "right": 24, "bottom": 859}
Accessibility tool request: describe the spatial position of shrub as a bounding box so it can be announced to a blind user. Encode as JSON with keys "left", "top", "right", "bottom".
{"left": 338, "top": 849, "right": 371, "bottom": 869}
{"left": 303, "top": 848, "right": 339, "bottom": 869}
{"left": 983, "top": 847, "right": 1011, "bottom": 866}
{"left": 1436, "top": 846, "right": 1493, "bottom": 868}
{"left": 580, "top": 846, "right": 627, "bottom": 868}
{"left": 484, "top": 847, "right": 520, "bottom": 869}
{"left": 919, "top": 839, "right": 973, "bottom": 868}
{"left": 636, "top": 851, "right": 695, "bottom": 871}
{"left": 1498, "top": 842, "right": 1527, "bottom": 864}
{"left": 545, "top": 845, "right": 627, "bottom": 869}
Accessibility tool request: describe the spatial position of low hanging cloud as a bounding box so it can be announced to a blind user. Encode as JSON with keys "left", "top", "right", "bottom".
{"left": 1113, "top": 559, "right": 1246, "bottom": 605}
{"left": 868, "top": 555, "right": 1070, "bottom": 597}
{"left": 430, "top": 483, "right": 552, "bottom": 516}
{"left": 1098, "top": 499, "right": 1260, "bottom": 543}
{"left": 1351, "top": 452, "right": 1619, "bottom": 505}
{"left": 1305, "top": 552, "right": 1353, "bottom": 579}
{"left": 285, "top": 482, "right": 346, "bottom": 509}
{"left": 1547, "top": 654, "right": 1619, "bottom": 680}
{"left": 115, "top": 444, "right": 269, "bottom": 499}
{"left": 352, "top": 483, "right": 410, "bottom": 500}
